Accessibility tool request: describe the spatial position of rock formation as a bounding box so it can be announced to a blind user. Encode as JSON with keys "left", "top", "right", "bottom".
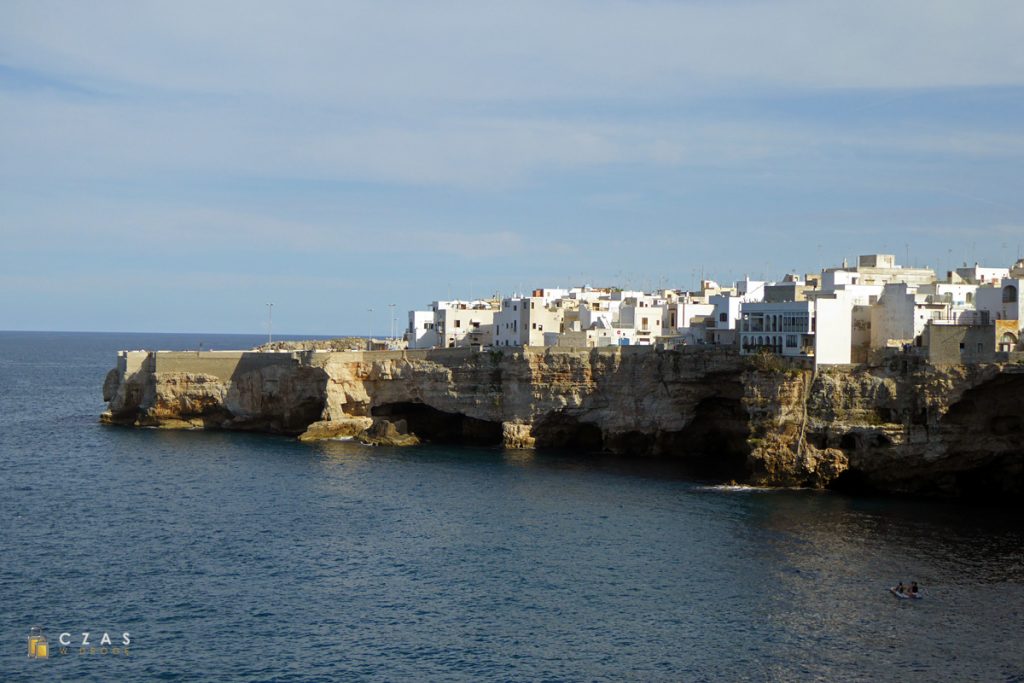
{"left": 101, "top": 347, "right": 1024, "bottom": 501}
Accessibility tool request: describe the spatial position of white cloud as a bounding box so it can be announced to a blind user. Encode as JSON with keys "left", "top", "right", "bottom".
{"left": 2, "top": 0, "right": 1023, "bottom": 105}
{"left": 2, "top": 1, "right": 1022, "bottom": 191}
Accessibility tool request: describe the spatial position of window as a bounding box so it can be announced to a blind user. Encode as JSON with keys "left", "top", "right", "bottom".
{"left": 719, "top": 312, "right": 727, "bottom": 322}
{"left": 786, "top": 335, "right": 797, "bottom": 347}
{"left": 455, "top": 319, "right": 461, "bottom": 328}
{"left": 1003, "top": 285, "right": 1018, "bottom": 303}
{"left": 959, "top": 343, "right": 965, "bottom": 350}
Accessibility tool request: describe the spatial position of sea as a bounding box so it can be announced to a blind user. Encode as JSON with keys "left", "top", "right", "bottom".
{"left": 1, "top": 330, "right": 1022, "bottom": 682}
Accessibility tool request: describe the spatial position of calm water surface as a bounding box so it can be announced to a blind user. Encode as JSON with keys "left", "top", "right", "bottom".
{"left": 1, "top": 331, "right": 1022, "bottom": 681}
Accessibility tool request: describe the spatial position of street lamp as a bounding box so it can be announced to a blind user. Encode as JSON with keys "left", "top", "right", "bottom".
{"left": 266, "top": 303, "right": 273, "bottom": 345}
{"left": 367, "top": 308, "right": 373, "bottom": 350}
{"left": 389, "top": 303, "right": 396, "bottom": 341}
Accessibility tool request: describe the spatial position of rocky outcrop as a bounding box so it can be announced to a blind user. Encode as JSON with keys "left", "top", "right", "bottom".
{"left": 298, "top": 416, "right": 374, "bottom": 442}
{"left": 743, "top": 361, "right": 1024, "bottom": 499}
{"left": 101, "top": 347, "right": 1024, "bottom": 501}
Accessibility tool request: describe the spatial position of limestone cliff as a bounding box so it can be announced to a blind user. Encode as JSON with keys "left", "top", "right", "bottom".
{"left": 101, "top": 347, "right": 1024, "bottom": 501}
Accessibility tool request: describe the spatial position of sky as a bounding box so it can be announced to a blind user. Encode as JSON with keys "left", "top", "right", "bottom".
{"left": 2, "top": 0, "right": 1023, "bottom": 335}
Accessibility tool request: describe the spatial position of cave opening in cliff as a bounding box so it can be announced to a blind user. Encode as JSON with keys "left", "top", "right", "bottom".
{"left": 371, "top": 402, "right": 503, "bottom": 446}
{"left": 531, "top": 412, "right": 605, "bottom": 452}
{"left": 934, "top": 373, "right": 1024, "bottom": 501}
{"left": 832, "top": 374, "right": 1024, "bottom": 501}
{"left": 667, "top": 395, "right": 751, "bottom": 481}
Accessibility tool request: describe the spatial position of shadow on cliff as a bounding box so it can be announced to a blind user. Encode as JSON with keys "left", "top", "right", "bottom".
{"left": 372, "top": 402, "right": 504, "bottom": 445}
{"left": 830, "top": 372, "right": 1024, "bottom": 503}
{"left": 224, "top": 353, "right": 330, "bottom": 434}
{"left": 531, "top": 394, "right": 751, "bottom": 482}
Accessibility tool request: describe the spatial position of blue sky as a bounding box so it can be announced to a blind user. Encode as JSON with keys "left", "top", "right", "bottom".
{"left": 2, "top": 1, "right": 1022, "bottom": 334}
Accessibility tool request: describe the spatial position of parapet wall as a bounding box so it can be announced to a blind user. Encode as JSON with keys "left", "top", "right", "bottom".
{"left": 117, "top": 350, "right": 153, "bottom": 376}
{"left": 150, "top": 351, "right": 302, "bottom": 380}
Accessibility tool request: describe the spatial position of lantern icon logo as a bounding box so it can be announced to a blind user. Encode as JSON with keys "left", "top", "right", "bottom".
{"left": 28, "top": 626, "right": 49, "bottom": 659}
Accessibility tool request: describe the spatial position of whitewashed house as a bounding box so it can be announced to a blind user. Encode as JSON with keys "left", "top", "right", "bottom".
{"left": 617, "top": 294, "right": 666, "bottom": 345}
{"left": 869, "top": 283, "right": 948, "bottom": 350}
{"left": 707, "top": 278, "right": 766, "bottom": 346}
{"left": 975, "top": 278, "right": 1023, "bottom": 324}
{"left": 951, "top": 263, "right": 1010, "bottom": 285}
{"left": 494, "top": 294, "right": 566, "bottom": 347}
{"left": 822, "top": 254, "right": 935, "bottom": 289}
{"left": 405, "top": 310, "right": 438, "bottom": 349}
{"left": 664, "top": 298, "right": 716, "bottom": 345}
{"left": 405, "top": 299, "right": 499, "bottom": 349}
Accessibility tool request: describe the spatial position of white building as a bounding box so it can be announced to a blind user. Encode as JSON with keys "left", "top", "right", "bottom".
{"left": 975, "top": 278, "right": 1023, "bottom": 325}
{"left": 494, "top": 295, "right": 566, "bottom": 347}
{"left": 707, "top": 278, "right": 767, "bottom": 346}
{"left": 405, "top": 299, "right": 498, "bottom": 349}
{"left": 739, "top": 301, "right": 815, "bottom": 357}
{"left": 822, "top": 254, "right": 936, "bottom": 290}
{"left": 579, "top": 298, "right": 621, "bottom": 331}
{"left": 813, "top": 295, "right": 854, "bottom": 365}
{"left": 405, "top": 310, "right": 438, "bottom": 349}
{"left": 664, "top": 299, "right": 715, "bottom": 345}
{"left": 951, "top": 263, "right": 1010, "bottom": 285}
{"left": 918, "top": 282, "right": 979, "bottom": 309}
{"left": 617, "top": 294, "right": 667, "bottom": 345}
{"left": 869, "top": 283, "right": 948, "bottom": 350}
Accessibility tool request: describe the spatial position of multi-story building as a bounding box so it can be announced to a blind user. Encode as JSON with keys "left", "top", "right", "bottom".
{"left": 739, "top": 301, "right": 815, "bottom": 357}
{"left": 405, "top": 299, "right": 499, "bottom": 349}
{"left": 405, "top": 310, "right": 438, "bottom": 349}
{"left": 822, "top": 254, "right": 935, "bottom": 289}
{"left": 617, "top": 294, "right": 667, "bottom": 345}
{"left": 494, "top": 293, "right": 566, "bottom": 347}
{"left": 950, "top": 263, "right": 1010, "bottom": 285}
{"left": 869, "top": 283, "right": 948, "bottom": 350}
{"left": 707, "top": 278, "right": 766, "bottom": 346}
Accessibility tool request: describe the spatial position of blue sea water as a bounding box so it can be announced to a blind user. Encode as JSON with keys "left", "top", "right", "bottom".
{"left": 1, "top": 330, "right": 1023, "bottom": 682}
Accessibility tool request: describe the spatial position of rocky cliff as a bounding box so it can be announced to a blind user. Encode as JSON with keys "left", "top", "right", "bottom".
{"left": 101, "top": 347, "right": 1024, "bottom": 501}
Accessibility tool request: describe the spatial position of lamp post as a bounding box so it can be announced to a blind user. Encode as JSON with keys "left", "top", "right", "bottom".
{"left": 367, "top": 308, "right": 373, "bottom": 350}
{"left": 389, "top": 303, "right": 396, "bottom": 341}
{"left": 266, "top": 303, "right": 273, "bottom": 345}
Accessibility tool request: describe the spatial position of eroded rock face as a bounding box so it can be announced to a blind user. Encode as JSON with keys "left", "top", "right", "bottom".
{"left": 744, "top": 363, "right": 1024, "bottom": 499}
{"left": 100, "top": 347, "right": 1024, "bottom": 500}
{"left": 501, "top": 421, "right": 536, "bottom": 449}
